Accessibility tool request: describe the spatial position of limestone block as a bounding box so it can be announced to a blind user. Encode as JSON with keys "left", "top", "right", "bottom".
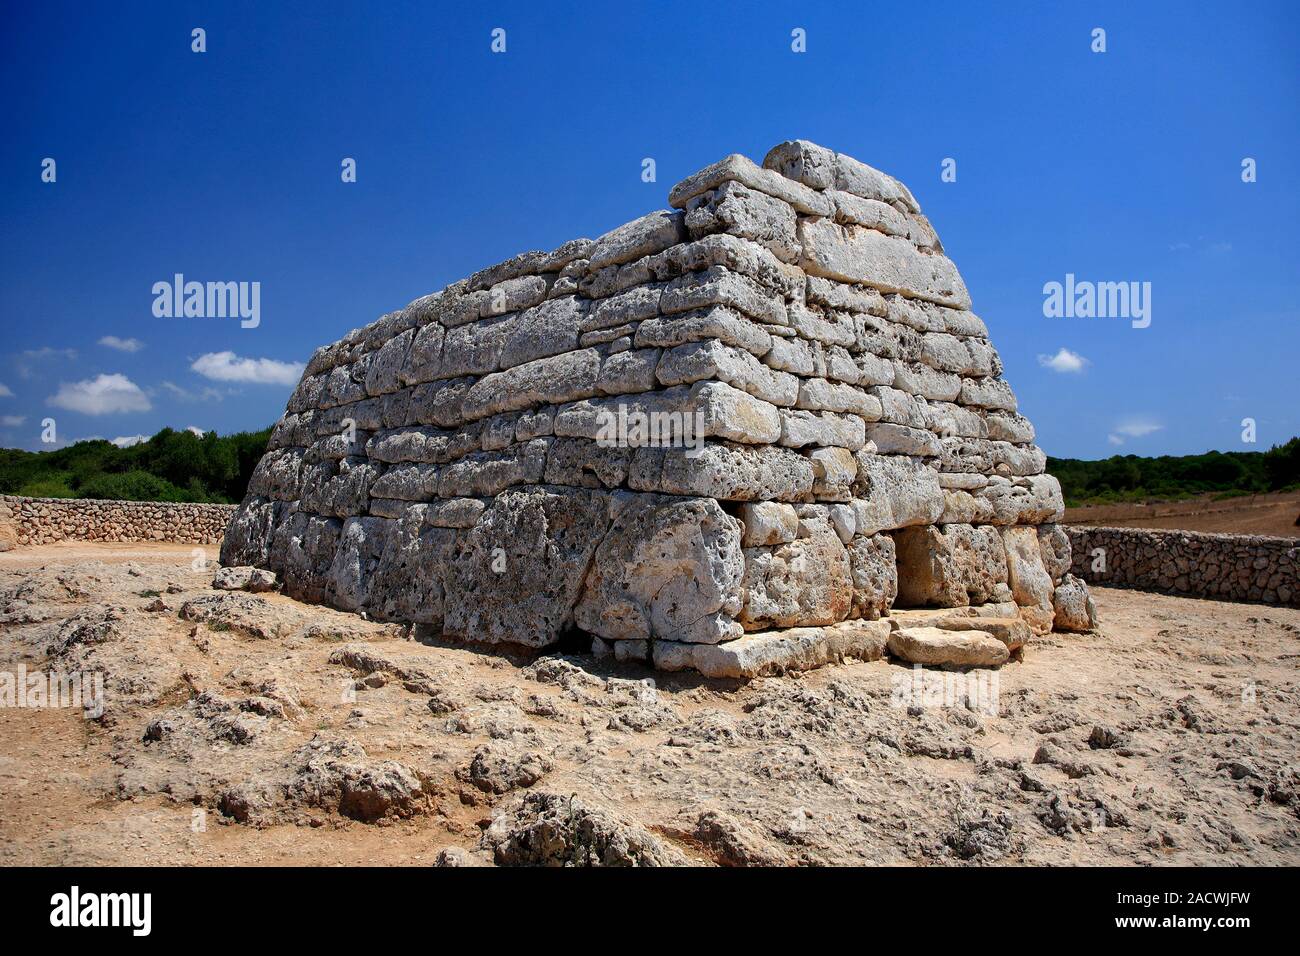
{"left": 1002, "top": 525, "right": 1055, "bottom": 623}
{"left": 761, "top": 335, "right": 816, "bottom": 376}
{"left": 629, "top": 443, "right": 814, "bottom": 502}
{"left": 544, "top": 437, "right": 632, "bottom": 489}
{"left": 656, "top": 339, "right": 799, "bottom": 407}
{"left": 887, "top": 626, "right": 1008, "bottom": 668}
{"left": 798, "top": 219, "right": 970, "bottom": 310}
{"left": 778, "top": 409, "right": 866, "bottom": 450}
{"left": 683, "top": 180, "right": 801, "bottom": 262}
{"left": 461, "top": 349, "right": 603, "bottom": 420}
{"left": 661, "top": 265, "right": 788, "bottom": 326}
{"left": 1037, "top": 524, "right": 1073, "bottom": 583}
{"left": 891, "top": 361, "right": 962, "bottom": 402}
{"left": 739, "top": 516, "right": 853, "bottom": 629}
{"left": 597, "top": 348, "right": 660, "bottom": 396}
{"left": 850, "top": 454, "right": 944, "bottom": 534}
{"left": 574, "top": 495, "right": 744, "bottom": 644}
{"left": 326, "top": 516, "right": 394, "bottom": 612}
{"left": 764, "top": 140, "right": 918, "bottom": 212}
{"left": 846, "top": 532, "right": 897, "bottom": 619}
{"left": 634, "top": 305, "right": 773, "bottom": 357}
{"left": 589, "top": 210, "right": 687, "bottom": 270}
{"left": 931, "top": 615, "right": 1030, "bottom": 651}
{"left": 797, "top": 378, "right": 883, "bottom": 419}
{"left": 669, "top": 153, "right": 833, "bottom": 217}
{"left": 1052, "top": 574, "right": 1097, "bottom": 632}
{"left": 893, "top": 523, "right": 1008, "bottom": 608}
{"left": 809, "top": 446, "right": 857, "bottom": 501}
{"left": 739, "top": 501, "right": 800, "bottom": 546}
{"left": 442, "top": 487, "right": 612, "bottom": 647}
{"left": 654, "top": 620, "right": 890, "bottom": 678}
{"left": 582, "top": 283, "right": 664, "bottom": 332}
{"left": 864, "top": 422, "right": 941, "bottom": 457}
{"left": 436, "top": 440, "right": 549, "bottom": 498}
{"left": 960, "top": 377, "right": 1017, "bottom": 411}
{"left": 364, "top": 328, "right": 414, "bottom": 396}
{"left": 497, "top": 296, "right": 584, "bottom": 370}
{"left": 984, "top": 410, "right": 1036, "bottom": 443}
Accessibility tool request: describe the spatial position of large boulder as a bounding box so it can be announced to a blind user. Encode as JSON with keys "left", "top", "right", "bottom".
{"left": 1053, "top": 574, "right": 1097, "bottom": 632}
{"left": 738, "top": 515, "right": 853, "bottom": 629}
{"left": 442, "top": 487, "right": 611, "bottom": 647}
{"left": 574, "top": 494, "right": 744, "bottom": 645}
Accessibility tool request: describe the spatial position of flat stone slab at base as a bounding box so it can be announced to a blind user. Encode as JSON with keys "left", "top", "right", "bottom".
{"left": 653, "top": 619, "right": 890, "bottom": 678}
{"left": 887, "top": 625, "right": 1009, "bottom": 669}
{"left": 931, "top": 615, "right": 1031, "bottom": 651}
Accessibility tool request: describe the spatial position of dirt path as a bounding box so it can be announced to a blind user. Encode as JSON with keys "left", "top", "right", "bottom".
{"left": 1065, "top": 490, "right": 1300, "bottom": 538}
{"left": 1, "top": 543, "right": 1297, "bottom": 866}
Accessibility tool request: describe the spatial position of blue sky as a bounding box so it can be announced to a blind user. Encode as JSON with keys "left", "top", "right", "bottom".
{"left": 1, "top": 0, "right": 1296, "bottom": 458}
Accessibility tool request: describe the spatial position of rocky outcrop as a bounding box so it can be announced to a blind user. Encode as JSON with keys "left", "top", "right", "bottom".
{"left": 222, "top": 140, "right": 1093, "bottom": 673}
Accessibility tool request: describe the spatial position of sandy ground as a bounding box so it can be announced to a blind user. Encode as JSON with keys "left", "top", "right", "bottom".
{"left": 1, "top": 542, "right": 1297, "bottom": 867}
{"left": 1065, "top": 491, "right": 1300, "bottom": 538}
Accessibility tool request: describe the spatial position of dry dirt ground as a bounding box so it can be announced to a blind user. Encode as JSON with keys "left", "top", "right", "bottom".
{"left": 1065, "top": 490, "right": 1300, "bottom": 538}
{"left": 1, "top": 541, "right": 1297, "bottom": 867}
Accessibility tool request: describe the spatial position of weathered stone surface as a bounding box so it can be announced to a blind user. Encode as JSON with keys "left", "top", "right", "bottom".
{"left": 739, "top": 517, "right": 853, "bottom": 630}
{"left": 1052, "top": 574, "right": 1097, "bottom": 632}
{"left": 932, "top": 615, "right": 1031, "bottom": 651}
{"left": 851, "top": 454, "right": 944, "bottom": 534}
{"left": 799, "top": 219, "right": 970, "bottom": 310}
{"left": 654, "top": 619, "right": 890, "bottom": 678}
{"left": 214, "top": 139, "right": 1094, "bottom": 675}
{"left": 213, "top": 566, "right": 278, "bottom": 593}
{"left": 887, "top": 626, "right": 1009, "bottom": 668}
{"left": 1002, "top": 525, "right": 1055, "bottom": 615}
{"left": 739, "top": 501, "right": 800, "bottom": 547}
{"left": 893, "top": 523, "right": 1008, "bottom": 608}
{"left": 441, "top": 487, "right": 611, "bottom": 647}
{"left": 574, "top": 495, "right": 744, "bottom": 645}
{"left": 846, "top": 532, "right": 898, "bottom": 619}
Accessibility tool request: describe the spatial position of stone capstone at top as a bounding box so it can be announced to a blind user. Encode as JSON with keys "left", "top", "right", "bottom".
{"left": 222, "top": 140, "right": 1093, "bottom": 678}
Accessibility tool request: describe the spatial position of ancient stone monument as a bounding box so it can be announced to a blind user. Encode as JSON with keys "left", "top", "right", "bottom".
{"left": 223, "top": 140, "right": 1095, "bottom": 677}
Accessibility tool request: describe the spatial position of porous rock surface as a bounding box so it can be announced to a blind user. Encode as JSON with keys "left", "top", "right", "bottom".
{"left": 223, "top": 140, "right": 1093, "bottom": 673}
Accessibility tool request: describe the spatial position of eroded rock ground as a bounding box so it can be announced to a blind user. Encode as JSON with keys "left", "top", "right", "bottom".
{"left": 1, "top": 542, "right": 1297, "bottom": 866}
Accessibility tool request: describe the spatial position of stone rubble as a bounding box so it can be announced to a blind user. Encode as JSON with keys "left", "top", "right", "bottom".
{"left": 222, "top": 140, "right": 1095, "bottom": 674}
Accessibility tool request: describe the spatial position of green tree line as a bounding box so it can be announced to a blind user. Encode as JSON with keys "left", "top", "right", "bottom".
{"left": 1050, "top": 437, "right": 1300, "bottom": 507}
{"left": 0, "top": 426, "right": 272, "bottom": 503}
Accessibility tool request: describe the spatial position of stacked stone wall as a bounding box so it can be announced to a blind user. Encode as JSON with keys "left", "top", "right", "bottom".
{"left": 222, "top": 140, "right": 1094, "bottom": 674}
{"left": 1066, "top": 526, "right": 1298, "bottom": 607}
{"left": 0, "top": 495, "right": 234, "bottom": 548}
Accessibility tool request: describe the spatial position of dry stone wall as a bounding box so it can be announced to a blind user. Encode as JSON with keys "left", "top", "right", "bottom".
{"left": 1066, "top": 526, "right": 1298, "bottom": 607}
{"left": 0, "top": 495, "right": 235, "bottom": 548}
{"left": 223, "top": 139, "right": 1094, "bottom": 675}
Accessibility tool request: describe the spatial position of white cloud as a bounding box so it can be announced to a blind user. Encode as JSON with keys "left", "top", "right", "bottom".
{"left": 1, "top": 415, "right": 25, "bottom": 427}
{"left": 99, "top": 335, "right": 144, "bottom": 353}
{"left": 1037, "top": 347, "right": 1089, "bottom": 374}
{"left": 110, "top": 434, "right": 149, "bottom": 448}
{"left": 1115, "top": 419, "right": 1162, "bottom": 438}
{"left": 1108, "top": 418, "right": 1164, "bottom": 446}
{"left": 47, "top": 373, "right": 152, "bottom": 415}
{"left": 160, "top": 381, "right": 226, "bottom": 403}
{"left": 191, "top": 351, "right": 303, "bottom": 386}
{"left": 0, "top": 382, "right": 12, "bottom": 397}
{"left": 186, "top": 426, "right": 206, "bottom": 437}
